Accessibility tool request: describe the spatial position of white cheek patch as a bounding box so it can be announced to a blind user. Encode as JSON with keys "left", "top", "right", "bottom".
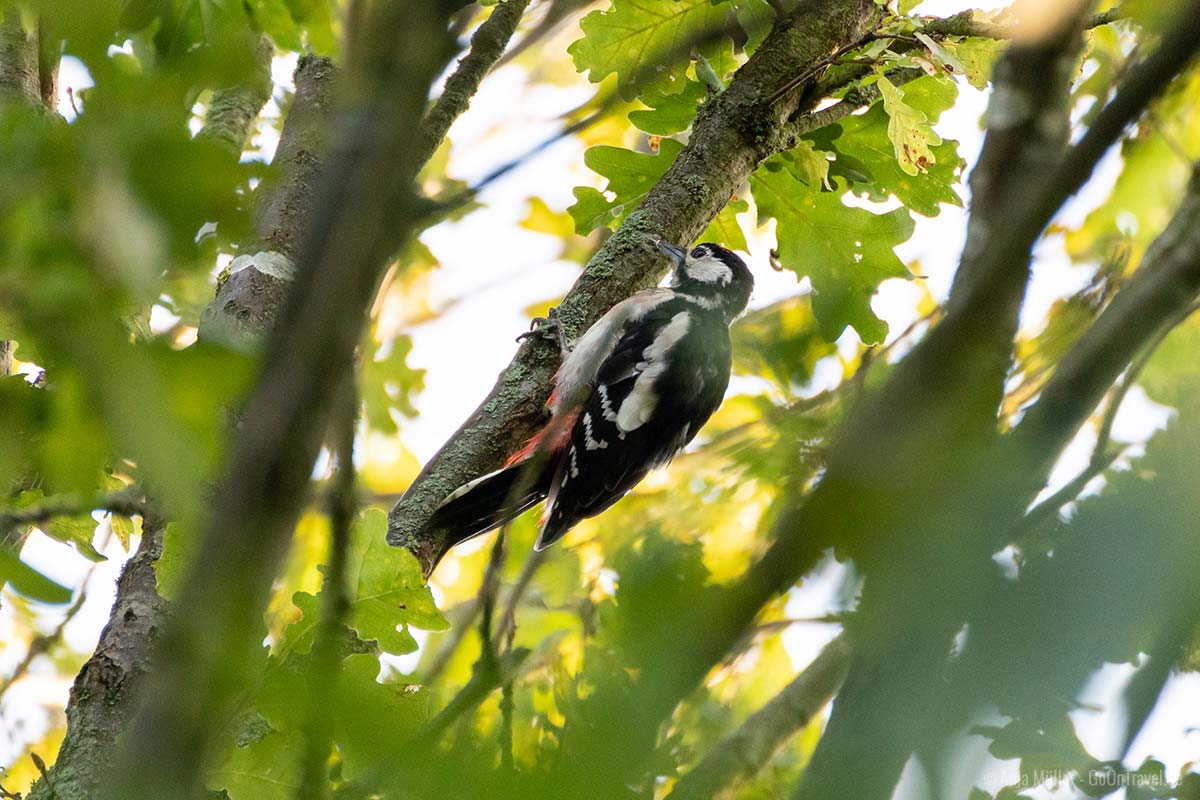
{"left": 685, "top": 256, "right": 732, "bottom": 285}
{"left": 616, "top": 311, "right": 691, "bottom": 432}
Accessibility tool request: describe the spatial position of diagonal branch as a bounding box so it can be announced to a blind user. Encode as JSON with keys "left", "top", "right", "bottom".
{"left": 194, "top": 36, "right": 274, "bottom": 156}
{"left": 535, "top": 4, "right": 1200, "bottom": 799}
{"left": 388, "top": 0, "right": 890, "bottom": 575}
{"left": 415, "top": 0, "right": 533, "bottom": 170}
{"left": 666, "top": 635, "right": 850, "bottom": 800}
{"left": 1007, "top": 164, "right": 1200, "bottom": 493}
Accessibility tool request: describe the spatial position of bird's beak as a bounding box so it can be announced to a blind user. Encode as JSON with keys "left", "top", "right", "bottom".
{"left": 656, "top": 239, "right": 687, "bottom": 268}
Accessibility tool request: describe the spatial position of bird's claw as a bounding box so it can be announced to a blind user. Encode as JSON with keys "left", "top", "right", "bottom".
{"left": 516, "top": 306, "right": 572, "bottom": 356}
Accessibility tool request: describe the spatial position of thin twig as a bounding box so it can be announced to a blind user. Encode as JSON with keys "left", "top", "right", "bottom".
{"left": 415, "top": 0, "right": 533, "bottom": 170}
{"left": 494, "top": 548, "right": 547, "bottom": 646}
{"left": 298, "top": 381, "right": 358, "bottom": 800}
{"left": 0, "top": 489, "right": 146, "bottom": 530}
{"left": 478, "top": 526, "right": 509, "bottom": 666}
{"left": 499, "top": 679, "right": 515, "bottom": 770}
{"left": 0, "top": 570, "right": 93, "bottom": 697}
{"left": 1015, "top": 300, "right": 1200, "bottom": 534}
{"left": 416, "top": 647, "right": 530, "bottom": 743}
{"left": 920, "top": 8, "right": 1125, "bottom": 41}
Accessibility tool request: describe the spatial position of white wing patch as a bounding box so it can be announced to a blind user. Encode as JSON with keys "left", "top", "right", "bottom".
{"left": 597, "top": 383, "right": 619, "bottom": 422}
{"left": 685, "top": 256, "right": 732, "bottom": 285}
{"left": 616, "top": 311, "right": 691, "bottom": 433}
{"left": 582, "top": 412, "right": 608, "bottom": 451}
{"left": 552, "top": 288, "right": 674, "bottom": 416}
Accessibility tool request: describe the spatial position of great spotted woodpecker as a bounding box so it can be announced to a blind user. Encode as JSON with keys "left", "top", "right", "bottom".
{"left": 428, "top": 240, "right": 754, "bottom": 551}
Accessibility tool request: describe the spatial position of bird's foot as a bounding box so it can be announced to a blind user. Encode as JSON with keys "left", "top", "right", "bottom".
{"left": 516, "top": 306, "right": 572, "bottom": 357}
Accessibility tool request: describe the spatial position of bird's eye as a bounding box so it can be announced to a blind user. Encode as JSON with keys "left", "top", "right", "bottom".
{"left": 691, "top": 247, "right": 706, "bottom": 258}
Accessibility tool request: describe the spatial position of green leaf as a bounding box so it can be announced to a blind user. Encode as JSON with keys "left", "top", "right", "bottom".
{"left": 785, "top": 139, "right": 832, "bottom": 190}
{"left": 813, "top": 76, "right": 964, "bottom": 217}
{"left": 876, "top": 72, "right": 943, "bottom": 177}
{"left": 208, "top": 730, "right": 304, "bottom": 800}
{"left": 8, "top": 490, "right": 105, "bottom": 561}
{"left": 727, "top": 0, "right": 775, "bottom": 52}
{"left": 629, "top": 80, "right": 708, "bottom": 135}
{"left": 568, "top": 0, "right": 730, "bottom": 100}
{"left": 45, "top": 515, "right": 106, "bottom": 562}
{"left": 279, "top": 510, "right": 447, "bottom": 657}
{"left": 568, "top": 139, "right": 683, "bottom": 235}
{"left": 0, "top": 549, "right": 73, "bottom": 604}
{"left": 277, "top": 589, "right": 321, "bottom": 655}
{"left": 334, "top": 653, "right": 426, "bottom": 785}
{"left": 568, "top": 186, "right": 619, "bottom": 235}
{"left": 346, "top": 510, "right": 447, "bottom": 652}
{"left": 942, "top": 37, "right": 1004, "bottom": 90}
{"left": 245, "top": 0, "right": 303, "bottom": 51}
{"left": 751, "top": 169, "right": 914, "bottom": 344}
{"left": 109, "top": 514, "right": 135, "bottom": 551}
{"left": 361, "top": 335, "right": 425, "bottom": 435}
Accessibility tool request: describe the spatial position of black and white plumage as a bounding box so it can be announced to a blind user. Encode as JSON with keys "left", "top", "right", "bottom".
{"left": 428, "top": 240, "right": 754, "bottom": 551}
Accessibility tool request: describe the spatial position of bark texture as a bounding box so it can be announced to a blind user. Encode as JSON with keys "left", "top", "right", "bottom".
{"left": 105, "top": 6, "right": 460, "bottom": 795}
{"left": 0, "top": 8, "right": 39, "bottom": 107}
{"left": 667, "top": 636, "right": 850, "bottom": 800}
{"left": 200, "top": 55, "right": 336, "bottom": 349}
{"left": 27, "top": 522, "right": 167, "bottom": 800}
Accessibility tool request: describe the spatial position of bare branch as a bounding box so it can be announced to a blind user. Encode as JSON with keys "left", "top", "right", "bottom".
{"left": 921, "top": 8, "right": 1125, "bottom": 40}
{"left": 27, "top": 518, "right": 168, "bottom": 800}
{"left": 194, "top": 36, "right": 274, "bottom": 156}
{"left": 415, "top": 0, "right": 533, "bottom": 170}
{"left": 0, "top": 489, "right": 147, "bottom": 530}
{"left": 667, "top": 636, "right": 850, "bottom": 800}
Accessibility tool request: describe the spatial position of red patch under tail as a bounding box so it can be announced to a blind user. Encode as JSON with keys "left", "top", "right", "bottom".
{"left": 504, "top": 408, "right": 580, "bottom": 467}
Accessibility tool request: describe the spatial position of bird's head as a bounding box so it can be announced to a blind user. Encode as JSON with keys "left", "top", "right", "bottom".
{"left": 657, "top": 240, "right": 753, "bottom": 320}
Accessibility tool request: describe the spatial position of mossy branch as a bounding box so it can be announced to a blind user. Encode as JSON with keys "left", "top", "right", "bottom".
{"left": 387, "top": 0, "right": 890, "bottom": 575}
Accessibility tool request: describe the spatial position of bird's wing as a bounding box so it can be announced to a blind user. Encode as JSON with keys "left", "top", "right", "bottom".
{"left": 538, "top": 300, "right": 718, "bottom": 549}
{"left": 550, "top": 287, "right": 675, "bottom": 416}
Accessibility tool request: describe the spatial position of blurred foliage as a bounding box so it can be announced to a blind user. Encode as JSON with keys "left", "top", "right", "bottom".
{"left": 1, "top": 2, "right": 1200, "bottom": 800}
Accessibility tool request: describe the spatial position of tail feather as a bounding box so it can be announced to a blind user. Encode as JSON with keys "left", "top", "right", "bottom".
{"left": 429, "top": 459, "right": 554, "bottom": 548}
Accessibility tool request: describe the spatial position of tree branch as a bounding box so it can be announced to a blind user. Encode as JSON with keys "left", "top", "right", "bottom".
{"left": 525, "top": 4, "right": 1198, "bottom": 798}
{"left": 414, "top": 0, "right": 532, "bottom": 170}
{"left": 105, "top": 5, "right": 460, "bottom": 796}
{"left": 388, "top": 0, "right": 890, "bottom": 575}
{"left": 27, "top": 517, "right": 167, "bottom": 800}
{"left": 200, "top": 55, "right": 337, "bottom": 349}
{"left": 194, "top": 35, "right": 274, "bottom": 156}
{"left": 0, "top": 488, "right": 146, "bottom": 530}
{"left": 0, "top": 8, "right": 41, "bottom": 108}
{"left": 1009, "top": 164, "right": 1200, "bottom": 487}
{"left": 920, "top": 8, "right": 1125, "bottom": 40}
{"left": 666, "top": 635, "right": 850, "bottom": 800}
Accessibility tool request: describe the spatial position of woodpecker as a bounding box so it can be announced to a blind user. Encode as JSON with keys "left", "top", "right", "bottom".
{"left": 428, "top": 240, "right": 754, "bottom": 551}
